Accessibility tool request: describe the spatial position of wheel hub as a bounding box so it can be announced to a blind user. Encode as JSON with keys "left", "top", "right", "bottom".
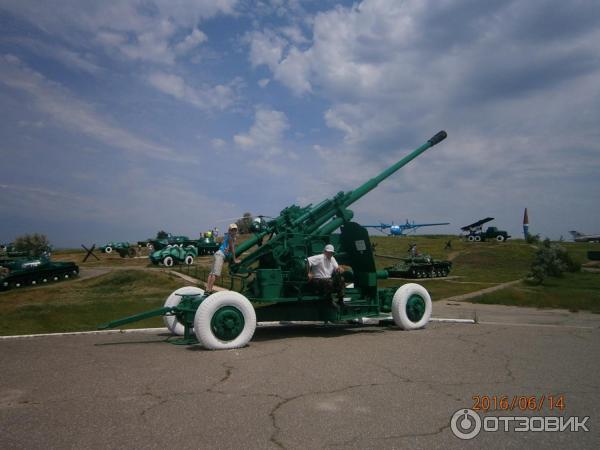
{"left": 211, "top": 306, "right": 245, "bottom": 341}
{"left": 406, "top": 294, "right": 426, "bottom": 322}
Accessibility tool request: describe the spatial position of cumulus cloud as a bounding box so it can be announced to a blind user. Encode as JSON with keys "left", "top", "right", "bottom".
{"left": 175, "top": 29, "right": 208, "bottom": 55}
{"left": 234, "top": 107, "right": 290, "bottom": 157}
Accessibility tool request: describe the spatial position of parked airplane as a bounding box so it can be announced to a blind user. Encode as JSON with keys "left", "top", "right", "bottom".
{"left": 363, "top": 220, "right": 450, "bottom": 236}
{"left": 569, "top": 231, "right": 600, "bottom": 243}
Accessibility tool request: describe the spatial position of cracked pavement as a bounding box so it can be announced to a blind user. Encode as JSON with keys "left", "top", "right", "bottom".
{"left": 1, "top": 304, "right": 599, "bottom": 449}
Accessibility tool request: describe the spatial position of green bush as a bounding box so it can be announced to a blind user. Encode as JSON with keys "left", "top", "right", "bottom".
{"left": 13, "top": 233, "right": 51, "bottom": 257}
{"left": 526, "top": 239, "right": 580, "bottom": 285}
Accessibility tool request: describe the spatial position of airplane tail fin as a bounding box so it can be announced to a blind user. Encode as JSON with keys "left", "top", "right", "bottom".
{"left": 569, "top": 230, "right": 582, "bottom": 238}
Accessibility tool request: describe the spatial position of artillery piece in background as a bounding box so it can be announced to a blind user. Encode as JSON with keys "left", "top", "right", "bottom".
{"left": 99, "top": 241, "right": 137, "bottom": 258}
{"left": 0, "top": 254, "right": 79, "bottom": 291}
{"left": 100, "top": 131, "right": 448, "bottom": 349}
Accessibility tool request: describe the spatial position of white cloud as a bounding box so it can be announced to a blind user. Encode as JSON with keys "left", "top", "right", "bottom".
{"left": 2, "top": 0, "right": 237, "bottom": 65}
{"left": 279, "top": 25, "right": 308, "bottom": 44}
{"left": 234, "top": 107, "right": 290, "bottom": 157}
{"left": 147, "top": 72, "right": 239, "bottom": 111}
{"left": 0, "top": 55, "right": 184, "bottom": 162}
{"left": 175, "top": 29, "right": 208, "bottom": 55}
{"left": 247, "top": 30, "right": 286, "bottom": 71}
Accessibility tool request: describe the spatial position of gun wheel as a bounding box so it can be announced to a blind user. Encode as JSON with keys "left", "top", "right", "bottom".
{"left": 105, "top": 246, "right": 113, "bottom": 254}
{"left": 392, "top": 283, "right": 432, "bottom": 330}
{"left": 163, "top": 286, "right": 204, "bottom": 336}
{"left": 194, "top": 291, "right": 256, "bottom": 350}
{"left": 184, "top": 255, "right": 194, "bottom": 265}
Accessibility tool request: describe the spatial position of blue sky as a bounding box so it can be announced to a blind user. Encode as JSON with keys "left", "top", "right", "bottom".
{"left": 1, "top": 0, "right": 599, "bottom": 247}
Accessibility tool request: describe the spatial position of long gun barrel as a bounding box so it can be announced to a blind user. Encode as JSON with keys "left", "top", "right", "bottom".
{"left": 232, "top": 131, "right": 447, "bottom": 266}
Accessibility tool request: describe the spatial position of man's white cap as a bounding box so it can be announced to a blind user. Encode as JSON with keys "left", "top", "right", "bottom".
{"left": 229, "top": 223, "right": 238, "bottom": 230}
{"left": 324, "top": 244, "right": 335, "bottom": 253}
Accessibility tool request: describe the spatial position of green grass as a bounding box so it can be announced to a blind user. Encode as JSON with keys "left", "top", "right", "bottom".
{"left": 469, "top": 272, "right": 600, "bottom": 313}
{"left": 0, "top": 270, "right": 188, "bottom": 335}
{"left": 372, "top": 235, "right": 600, "bottom": 311}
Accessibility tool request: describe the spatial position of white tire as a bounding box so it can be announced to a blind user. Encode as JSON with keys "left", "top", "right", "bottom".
{"left": 496, "top": 235, "right": 505, "bottom": 242}
{"left": 467, "top": 235, "right": 475, "bottom": 242}
{"left": 391, "top": 283, "right": 432, "bottom": 330}
{"left": 184, "top": 255, "right": 194, "bottom": 265}
{"left": 105, "top": 246, "right": 113, "bottom": 254}
{"left": 194, "top": 291, "right": 256, "bottom": 350}
{"left": 474, "top": 235, "right": 481, "bottom": 242}
{"left": 163, "top": 256, "right": 174, "bottom": 267}
{"left": 163, "top": 286, "right": 205, "bottom": 336}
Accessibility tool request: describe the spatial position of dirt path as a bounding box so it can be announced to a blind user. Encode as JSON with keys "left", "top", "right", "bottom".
{"left": 439, "top": 279, "right": 523, "bottom": 302}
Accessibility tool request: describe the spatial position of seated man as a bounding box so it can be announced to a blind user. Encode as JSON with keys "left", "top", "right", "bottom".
{"left": 307, "top": 244, "right": 344, "bottom": 305}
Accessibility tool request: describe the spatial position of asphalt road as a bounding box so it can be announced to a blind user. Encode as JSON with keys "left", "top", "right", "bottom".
{"left": 1, "top": 303, "right": 598, "bottom": 449}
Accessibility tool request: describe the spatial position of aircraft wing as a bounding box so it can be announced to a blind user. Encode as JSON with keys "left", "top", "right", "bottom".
{"left": 362, "top": 224, "right": 391, "bottom": 230}
{"left": 402, "top": 222, "right": 450, "bottom": 229}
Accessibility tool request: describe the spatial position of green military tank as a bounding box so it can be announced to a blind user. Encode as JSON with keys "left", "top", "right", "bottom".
{"left": 0, "top": 255, "right": 79, "bottom": 290}
{"left": 381, "top": 253, "right": 452, "bottom": 279}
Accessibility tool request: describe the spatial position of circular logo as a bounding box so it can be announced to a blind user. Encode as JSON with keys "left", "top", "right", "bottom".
{"left": 450, "top": 408, "right": 481, "bottom": 440}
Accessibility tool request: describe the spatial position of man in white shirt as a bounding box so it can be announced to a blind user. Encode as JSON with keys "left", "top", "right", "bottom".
{"left": 307, "top": 244, "right": 339, "bottom": 279}
{"left": 307, "top": 244, "right": 344, "bottom": 305}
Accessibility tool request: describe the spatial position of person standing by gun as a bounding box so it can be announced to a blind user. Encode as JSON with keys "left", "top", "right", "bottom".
{"left": 206, "top": 224, "right": 240, "bottom": 293}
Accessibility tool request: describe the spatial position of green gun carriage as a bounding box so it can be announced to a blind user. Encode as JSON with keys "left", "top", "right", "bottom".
{"left": 99, "top": 131, "right": 448, "bottom": 349}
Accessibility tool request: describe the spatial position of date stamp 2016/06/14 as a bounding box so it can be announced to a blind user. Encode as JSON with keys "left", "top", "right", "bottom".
{"left": 472, "top": 394, "right": 565, "bottom": 413}
{"left": 450, "top": 394, "right": 590, "bottom": 440}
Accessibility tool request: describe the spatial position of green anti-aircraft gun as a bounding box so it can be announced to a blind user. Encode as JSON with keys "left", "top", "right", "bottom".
{"left": 99, "top": 131, "right": 448, "bottom": 349}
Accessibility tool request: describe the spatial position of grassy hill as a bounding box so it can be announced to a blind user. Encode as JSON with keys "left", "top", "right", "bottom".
{"left": 0, "top": 270, "right": 187, "bottom": 335}
{"left": 1, "top": 235, "right": 599, "bottom": 335}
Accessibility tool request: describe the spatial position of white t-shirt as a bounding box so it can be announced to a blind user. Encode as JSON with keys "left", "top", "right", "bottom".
{"left": 307, "top": 254, "right": 339, "bottom": 279}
